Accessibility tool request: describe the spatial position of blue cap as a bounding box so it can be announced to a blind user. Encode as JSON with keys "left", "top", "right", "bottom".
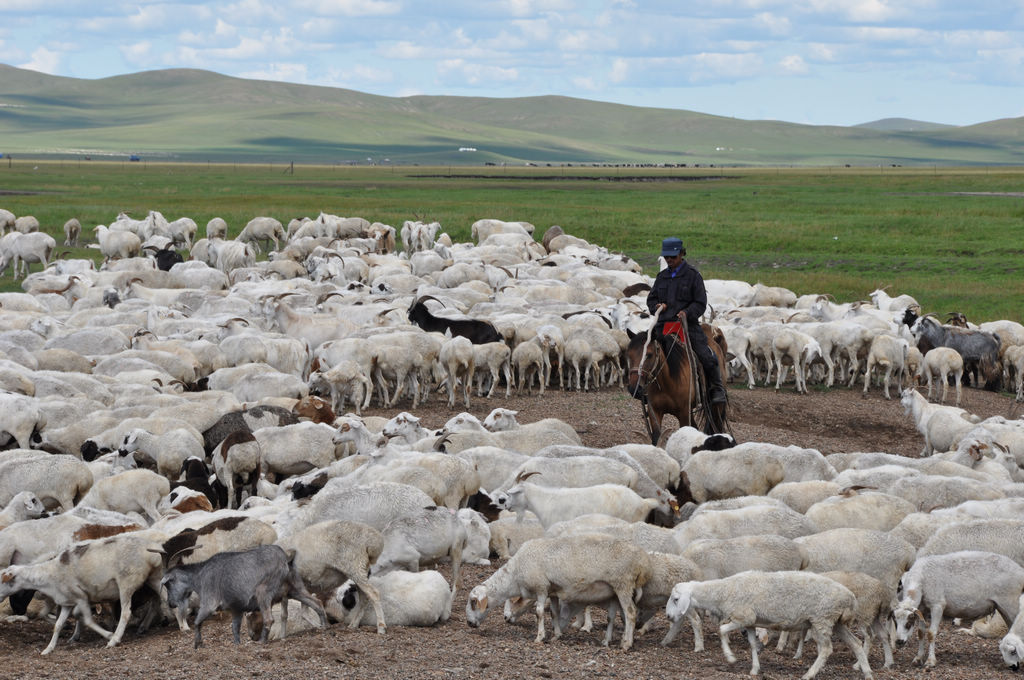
{"left": 661, "top": 237, "right": 683, "bottom": 257}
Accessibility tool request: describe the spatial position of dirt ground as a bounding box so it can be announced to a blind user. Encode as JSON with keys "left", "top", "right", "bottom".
{"left": 3, "top": 380, "right": 1023, "bottom": 679}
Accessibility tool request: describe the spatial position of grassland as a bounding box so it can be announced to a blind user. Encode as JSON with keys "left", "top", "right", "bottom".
{"left": 1, "top": 161, "right": 1022, "bottom": 322}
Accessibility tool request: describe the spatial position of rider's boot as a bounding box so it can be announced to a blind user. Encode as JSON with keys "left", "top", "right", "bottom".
{"left": 705, "top": 363, "right": 728, "bottom": 405}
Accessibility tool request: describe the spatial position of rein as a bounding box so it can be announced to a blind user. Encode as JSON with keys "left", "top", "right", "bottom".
{"left": 629, "top": 323, "right": 661, "bottom": 443}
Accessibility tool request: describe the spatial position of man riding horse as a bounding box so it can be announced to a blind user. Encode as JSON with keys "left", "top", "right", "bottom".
{"left": 646, "top": 237, "right": 728, "bottom": 406}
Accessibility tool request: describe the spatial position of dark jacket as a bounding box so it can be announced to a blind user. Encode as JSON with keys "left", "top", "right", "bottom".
{"left": 646, "top": 260, "right": 708, "bottom": 326}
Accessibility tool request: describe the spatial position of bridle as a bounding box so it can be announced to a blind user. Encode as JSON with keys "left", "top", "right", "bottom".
{"left": 629, "top": 333, "right": 666, "bottom": 398}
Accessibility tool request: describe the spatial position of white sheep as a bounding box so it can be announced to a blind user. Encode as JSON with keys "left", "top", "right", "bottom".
{"left": 510, "top": 336, "right": 546, "bottom": 395}
{"left": 208, "top": 238, "right": 255, "bottom": 272}
{"left": 0, "top": 231, "right": 56, "bottom": 279}
{"left": 767, "top": 479, "right": 841, "bottom": 514}
{"left": 900, "top": 387, "right": 981, "bottom": 456}
{"left": 13, "top": 215, "right": 39, "bottom": 233}
{"left": 680, "top": 534, "right": 808, "bottom": 580}
{"left": 803, "top": 489, "right": 917, "bottom": 532}
{"left": 466, "top": 534, "right": 651, "bottom": 649}
{"left": 0, "top": 453, "right": 93, "bottom": 513}
{"left": 665, "top": 571, "right": 872, "bottom": 680}
{"left": 494, "top": 473, "right": 672, "bottom": 529}
{"left": 238, "top": 216, "right": 285, "bottom": 253}
{"left": 471, "top": 341, "right": 512, "bottom": 398}
{"left": 1000, "top": 592, "right": 1024, "bottom": 668}
{"left": 0, "top": 533, "right": 164, "bottom": 655}
{"left": 373, "top": 506, "right": 467, "bottom": 594}
{"left": 0, "top": 208, "right": 13, "bottom": 232}
{"left": 78, "top": 468, "right": 170, "bottom": 523}
{"left": 920, "top": 346, "right": 965, "bottom": 406}
{"left": 679, "top": 447, "right": 785, "bottom": 503}
{"left": 769, "top": 326, "right": 821, "bottom": 394}
{"left": 205, "top": 217, "right": 228, "bottom": 240}
{"left": 673, "top": 503, "right": 817, "bottom": 549}
{"left": 917, "top": 518, "right": 1024, "bottom": 565}
{"left": 293, "top": 481, "right": 436, "bottom": 534}
{"left": 309, "top": 360, "right": 372, "bottom": 414}
{"left": 118, "top": 427, "right": 205, "bottom": 479}
{"left": 63, "top": 218, "right": 81, "bottom": 246}
{"left": 334, "top": 569, "right": 452, "bottom": 628}
{"left": 92, "top": 225, "right": 142, "bottom": 262}
{"left": 1004, "top": 344, "right": 1024, "bottom": 401}
{"left": 253, "top": 421, "right": 339, "bottom": 480}
{"left": 0, "top": 491, "right": 46, "bottom": 531}
{"left": 439, "top": 334, "right": 474, "bottom": 408}
{"left": 795, "top": 527, "right": 917, "bottom": 592}
{"left": 0, "top": 392, "right": 48, "bottom": 450}
{"left": 894, "top": 550, "right": 1024, "bottom": 668}
{"left": 211, "top": 430, "right": 262, "bottom": 509}
{"left": 276, "top": 519, "right": 387, "bottom": 634}
{"left": 862, "top": 332, "right": 909, "bottom": 399}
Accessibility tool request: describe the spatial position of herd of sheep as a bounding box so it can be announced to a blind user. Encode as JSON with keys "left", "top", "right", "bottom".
{"left": 1, "top": 207, "right": 1024, "bottom": 677}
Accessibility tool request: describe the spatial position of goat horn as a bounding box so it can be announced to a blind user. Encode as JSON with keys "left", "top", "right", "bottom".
{"left": 414, "top": 294, "right": 444, "bottom": 308}
{"left": 514, "top": 471, "right": 541, "bottom": 483}
{"left": 164, "top": 544, "right": 198, "bottom": 570}
{"left": 316, "top": 291, "right": 345, "bottom": 304}
{"left": 432, "top": 432, "right": 453, "bottom": 451}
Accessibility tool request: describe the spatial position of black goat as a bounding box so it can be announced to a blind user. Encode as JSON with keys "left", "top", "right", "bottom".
{"left": 170, "top": 457, "right": 220, "bottom": 509}
{"left": 153, "top": 247, "right": 184, "bottom": 271}
{"left": 913, "top": 315, "right": 1002, "bottom": 390}
{"left": 406, "top": 295, "right": 503, "bottom": 344}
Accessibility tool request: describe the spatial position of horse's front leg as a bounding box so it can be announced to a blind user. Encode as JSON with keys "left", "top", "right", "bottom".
{"left": 647, "top": 408, "right": 663, "bottom": 446}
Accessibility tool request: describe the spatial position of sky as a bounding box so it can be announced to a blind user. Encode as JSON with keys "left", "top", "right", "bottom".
{"left": 1, "top": 1, "right": 1022, "bottom": 127}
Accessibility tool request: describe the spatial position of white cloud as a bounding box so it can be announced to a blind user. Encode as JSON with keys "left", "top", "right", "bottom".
{"left": 18, "top": 47, "right": 60, "bottom": 74}
{"left": 804, "top": 0, "right": 900, "bottom": 22}
{"left": 808, "top": 42, "right": 838, "bottom": 62}
{"left": 382, "top": 41, "right": 426, "bottom": 59}
{"left": 330, "top": 63, "right": 394, "bottom": 85}
{"left": 293, "top": 0, "right": 400, "bottom": 16}
{"left": 512, "top": 18, "right": 553, "bottom": 42}
{"left": 438, "top": 59, "right": 518, "bottom": 85}
{"left": 559, "top": 29, "right": 614, "bottom": 52}
{"left": 120, "top": 41, "right": 154, "bottom": 66}
{"left": 241, "top": 62, "right": 310, "bottom": 83}
{"left": 779, "top": 54, "right": 809, "bottom": 74}
{"left": 687, "top": 52, "right": 764, "bottom": 82}
{"left": 572, "top": 76, "right": 598, "bottom": 90}
{"left": 609, "top": 58, "right": 628, "bottom": 83}
{"left": 754, "top": 11, "right": 790, "bottom": 35}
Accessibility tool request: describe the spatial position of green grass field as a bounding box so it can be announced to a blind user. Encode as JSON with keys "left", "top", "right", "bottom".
{"left": 1, "top": 161, "right": 1022, "bottom": 322}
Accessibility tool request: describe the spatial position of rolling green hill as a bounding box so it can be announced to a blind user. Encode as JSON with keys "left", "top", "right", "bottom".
{"left": 0, "top": 64, "right": 1022, "bottom": 166}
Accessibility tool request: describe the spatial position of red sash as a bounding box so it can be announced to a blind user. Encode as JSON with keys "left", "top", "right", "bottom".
{"left": 662, "top": 322, "right": 687, "bottom": 342}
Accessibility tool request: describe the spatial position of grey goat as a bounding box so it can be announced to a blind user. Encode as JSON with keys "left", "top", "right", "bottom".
{"left": 161, "top": 544, "right": 326, "bottom": 648}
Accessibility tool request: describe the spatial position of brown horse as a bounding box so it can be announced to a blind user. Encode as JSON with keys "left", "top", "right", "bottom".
{"left": 625, "top": 324, "right": 729, "bottom": 445}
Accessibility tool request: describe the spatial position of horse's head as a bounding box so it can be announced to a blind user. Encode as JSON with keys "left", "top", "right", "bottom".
{"left": 625, "top": 331, "right": 665, "bottom": 397}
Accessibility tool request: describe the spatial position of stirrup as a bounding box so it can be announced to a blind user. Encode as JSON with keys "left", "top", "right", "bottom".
{"left": 708, "top": 385, "right": 728, "bottom": 405}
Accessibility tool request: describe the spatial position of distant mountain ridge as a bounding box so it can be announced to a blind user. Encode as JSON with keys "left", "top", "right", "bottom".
{"left": 854, "top": 118, "right": 956, "bottom": 132}
{"left": 0, "top": 64, "right": 1021, "bottom": 166}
